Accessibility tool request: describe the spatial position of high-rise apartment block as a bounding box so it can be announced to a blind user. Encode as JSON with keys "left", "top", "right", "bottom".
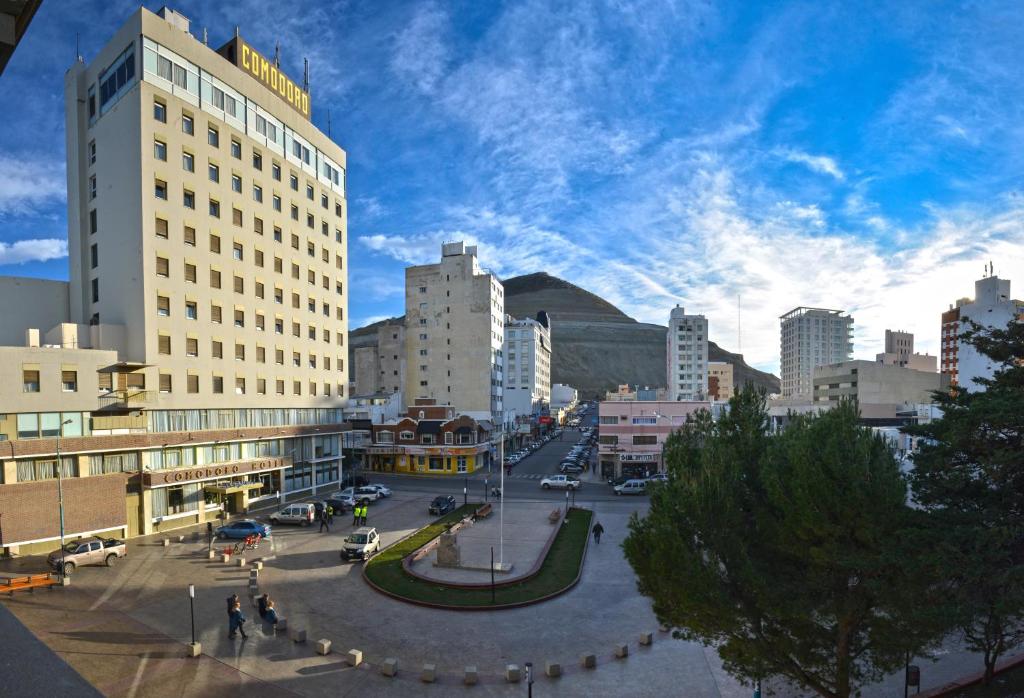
{"left": 0, "top": 7, "right": 349, "bottom": 555}
{"left": 707, "top": 361, "right": 734, "bottom": 400}
{"left": 666, "top": 306, "right": 708, "bottom": 401}
{"left": 779, "top": 307, "right": 853, "bottom": 398}
{"left": 875, "top": 330, "right": 936, "bottom": 372}
{"left": 405, "top": 242, "right": 504, "bottom": 420}
{"left": 502, "top": 313, "right": 552, "bottom": 417}
{"left": 941, "top": 274, "right": 1023, "bottom": 391}
{"left": 351, "top": 319, "right": 405, "bottom": 399}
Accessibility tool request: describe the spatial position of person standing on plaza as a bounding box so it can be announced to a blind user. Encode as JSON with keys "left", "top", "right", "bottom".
{"left": 226, "top": 593, "right": 239, "bottom": 617}
{"left": 318, "top": 506, "right": 330, "bottom": 533}
{"left": 264, "top": 599, "right": 279, "bottom": 626}
{"left": 360, "top": 501, "right": 368, "bottom": 526}
{"left": 228, "top": 601, "right": 248, "bottom": 639}
{"left": 352, "top": 502, "right": 360, "bottom": 526}
{"left": 257, "top": 593, "right": 269, "bottom": 619}
{"left": 326, "top": 503, "right": 334, "bottom": 524}
{"left": 592, "top": 521, "right": 604, "bottom": 544}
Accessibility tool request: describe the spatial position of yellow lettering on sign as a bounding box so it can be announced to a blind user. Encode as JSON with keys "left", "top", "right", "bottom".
{"left": 241, "top": 44, "right": 250, "bottom": 71}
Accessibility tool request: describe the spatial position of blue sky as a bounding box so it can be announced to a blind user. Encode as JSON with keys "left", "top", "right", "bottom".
{"left": 2, "top": 1, "right": 1023, "bottom": 374}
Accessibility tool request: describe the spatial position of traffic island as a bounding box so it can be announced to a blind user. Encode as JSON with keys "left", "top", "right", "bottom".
{"left": 364, "top": 505, "right": 593, "bottom": 609}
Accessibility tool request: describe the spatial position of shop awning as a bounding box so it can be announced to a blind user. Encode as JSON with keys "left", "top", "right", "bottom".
{"left": 203, "top": 481, "right": 264, "bottom": 495}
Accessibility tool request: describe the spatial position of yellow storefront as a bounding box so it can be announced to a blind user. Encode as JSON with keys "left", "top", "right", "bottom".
{"left": 369, "top": 446, "right": 487, "bottom": 475}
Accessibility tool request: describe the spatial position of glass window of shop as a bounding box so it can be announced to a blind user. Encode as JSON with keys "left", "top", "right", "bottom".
{"left": 151, "top": 482, "right": 201, "bottom": 518}
{"left": 14, "top": 412, "right": 88, "bottom": 439}
{"left": 147, "top": 407, "right": 343, "bottom": 433}
{"left": 315, "top": 461, "right": 337, "bottom": 485}
{"left": 285, "top": 463, "right": 312, "bottom": 492}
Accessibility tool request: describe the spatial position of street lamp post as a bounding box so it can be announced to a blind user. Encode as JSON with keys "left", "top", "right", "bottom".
{"left": 188, "top": 583, "right": 196, "bottom": 645}
{"left": 524, "top": 661, "right": 534, "bottom": 698}
{"left": 463, "top": 476, "right": 468, "bottom": 506}
{"left": 56, "top": 418, "right": 72, "bottom": 578}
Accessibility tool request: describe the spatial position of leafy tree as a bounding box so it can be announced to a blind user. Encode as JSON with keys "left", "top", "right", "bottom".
{"left": 907, "top": 319, "right": 1024, "bottom": 685}
{"left": 624, "top": 389, "right": 940, "bottom": 698}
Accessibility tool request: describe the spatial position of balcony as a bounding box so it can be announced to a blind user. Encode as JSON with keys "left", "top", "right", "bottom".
{"left": 96, "top": 390, "right": 154, "bottom": 412}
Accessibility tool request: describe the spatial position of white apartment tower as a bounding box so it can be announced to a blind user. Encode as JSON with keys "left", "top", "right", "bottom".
{"left": 503, "top": 313, "right": 552, "bottom": 417}
{"left": 780, "top": 307, "right": 853, "bottom": 398}
{"left": 405, "top": 242, "right": 504, "bottom": 420}
{"left": 666, "top": 306, "right": 708, "bottom": 401}
{"left": 942, "top": 274, "right": 1023, "bottom": 392}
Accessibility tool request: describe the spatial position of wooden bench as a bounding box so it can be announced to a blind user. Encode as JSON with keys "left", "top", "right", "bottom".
{"left": 549, "top": 509, "right": 562, "bottom": 524}
{"left": 474, "top": 503, "right": 493, "bottom": 519}
{"left": 0, "top": 573, "right": 59, "bottom": 595}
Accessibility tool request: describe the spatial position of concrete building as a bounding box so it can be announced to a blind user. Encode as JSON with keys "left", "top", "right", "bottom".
{"left": 351, "top": 319, "right": 405, "bottom": 399}
{"left": 812, "top": 360, "right": 950, "bottom": 423}
{"left": 0, "top": 0, "right": 42, "bottom": 74}
{"left": 597, "top": 400, "right": 709, "bottom": 480}
{"left": 0, "top": 7, "right": 350, "bottom": 555}
{"left": 604, "top": 384, "right": 669, "bottom": 401}
{"left": 875, "top": 330, "right": 936, "bottom": 372}
{"left": 551, "top": 383, "right": 578, "bottom": 410}
{"left": 707, "top": 361, "right": 734, "bottom": 400}
{"left": 779, "top": 307, "right": 854, "bottom": 398}
{"left": 940, "top": 274, "right": 1023, "bottom": 391}
{"left": 405, "top": 242, "right": 504, "bottom": 421}
{"left": 666, "top": 305, "right": 708, "bottom": 401}
{"left": 502, "top": 313, "right": 552, "bottom": 419}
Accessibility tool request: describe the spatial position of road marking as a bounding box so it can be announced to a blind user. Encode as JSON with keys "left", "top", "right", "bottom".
{"left": 126, "top": 651, "right": 149, "bottom": 698}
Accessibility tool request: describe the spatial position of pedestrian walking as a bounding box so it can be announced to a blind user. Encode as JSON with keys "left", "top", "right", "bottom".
{"left": 592, "top": 521, "right": 604, "bottom": 544}
{"left": 326, "top": 504, "right": 334, "bottom": 524}
{"left": 318, "top": 507, "right": 330, "bottom": 533}
{"left": 257, "top": 593, "right": 269, "bottom": 619}
{"left": 226, "top": 593, "right": 239, "bottom": 617}
{"left": 228, "top": 601, "right": 248, "bottom": 639}
{"left": 264, "top": 599, "right": 279, "bottom": 626}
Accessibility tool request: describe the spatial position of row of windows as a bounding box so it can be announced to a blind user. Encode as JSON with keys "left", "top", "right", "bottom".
{"left": 152, "top": 253, "right": 344, "bottom": 299}
{"left": 155, "top": 294, "right": 341, "bottom": 322}
{"left": 151, "top": 372, "right": 343, "bottom": 397}
{"left": 21, "top": 369, "right": 79, "bottom": 393}
{"left": 154, "top": 334, "right": 345, "bottom": 369}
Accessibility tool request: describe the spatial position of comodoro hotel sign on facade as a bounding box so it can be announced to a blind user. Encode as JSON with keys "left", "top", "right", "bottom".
{"left": 218, "top": 37, "right": 310, "bottom": 119}
{"left": 142, "top": 457, "right": 291, "bottom": 488}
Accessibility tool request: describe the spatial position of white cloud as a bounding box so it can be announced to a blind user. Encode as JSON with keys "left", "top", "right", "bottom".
{"left": 0, "top": 155, "right": 66, "bottom": 214}
{"left": 777, "top": 148, "right": 845, "bottom": 181}
{"left": 0, "top": 238, "right": 67, "bottom": 265}
{"left": 390, "top": 3, "right": 450, "bottom": 94}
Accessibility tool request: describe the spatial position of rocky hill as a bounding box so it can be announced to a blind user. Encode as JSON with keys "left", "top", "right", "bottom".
{"left": 350, "top": 272, "right": 779, "bottom": 399}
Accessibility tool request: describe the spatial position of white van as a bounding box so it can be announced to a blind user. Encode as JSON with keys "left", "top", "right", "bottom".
{"left": 614, "top": 479, "right": 647, "bottom": 496}
{"left": 269, "top": 502, "right": 316, "bottom": 526}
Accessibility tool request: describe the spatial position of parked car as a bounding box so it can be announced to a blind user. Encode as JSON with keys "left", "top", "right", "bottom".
{"left": 363, "top": 484, "right": 392, "bottom": 498}
{"left": 541, "top": 475, "right": 582, "bottom": 490}
{"left": 429, "top": 495, "right": 457, "bottom": 516}
{"left": 560, "top": 462, "right": 585, "bottom": 474}
{"left": 647, "top": 473, "right": 669, "bottom": 483}
{"left": 316, "top": 496, "right": 354, "bottom": 516}
{"left": 48, "top": 537, "right": 126, "bottom": 576}
{"left": 339, "top": 486, "right": 379, "bottom": 503}
{"left": 340, "top": 527, "right": 380, "bottom": 561}
{"left": 215, "top": 519, "right": 272, "bottom": 539}
{"left": 614, "top": 479, "right": 648, "bottom": 495}
{"left": 269, "top": 503, "right": 316, "bottom": 526}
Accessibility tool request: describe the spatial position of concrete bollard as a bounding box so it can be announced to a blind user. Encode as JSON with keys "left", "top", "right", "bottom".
{"left": 640, "top": 632, "right": 653, "bottom": 646}
{"left": 316, "top": 639, "right": 331, "bottom": 655}
{"left": 60, "top": 576, "right": 72, "bottom": 587}
{"left": 290, "top": 628, "right": 306, "bottom": 643}
{"left": 187, "top": 642, "right": 202, "bottom": 657}
{"left": 615, "top": 644, "right": 629, "bottom": 659}
{"left": 221, "top": 553, "right": 231, "bottom": 563}
{"left": 505, "top": 664, "right": 521, "bottom": 682}
{"left": 237, "top": 557, "right": 246, "bottom": 567}
{"left": 421, "top": 663, "right": 436, "bottom": 683}
{"left": 162, "top": 539, "right": 170, "bottom": 547}
{"left": 208, "top": 549, "right": 217, "bottom": 560}
{"left": 347, "top": 649, "right": 362, "bottom": 667}
{"left": 464, "top": 666, "right": 478, "bottom": 685}
{"left": 381, "top": 658, "right": 398, "bottom": 677}
{"left": 545, "top": 661, "right": 561, "bottom": 678}
{"left": 253, "top": 561, "right": 263, "bottom": 570}
{"left": 276, "top": 617, "right": 287, "bottom": 631}
{"left": 580, "top": 654, "right": 597, "bottom": 669}
{"left": 178, "top": 535, "right": 185, "bottom": 543}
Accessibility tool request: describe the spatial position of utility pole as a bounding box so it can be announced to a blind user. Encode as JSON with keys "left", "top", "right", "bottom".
{"left": 56, "top": 418, "right": 72, "bottom": 578}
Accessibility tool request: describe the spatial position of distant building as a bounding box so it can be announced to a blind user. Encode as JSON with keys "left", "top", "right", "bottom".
{"left": 405, "top": 242, "right": 504, "bottom": 421}
{"left": 502, "top": 313, "right": 552, "bottom": 418}
{"left": 779, "top": 307, "right": 854, "bottom": 398}
{"left": 666, "top": 306, "right": 708, "bottom": 401}
{"left": 940, "top": 274, "right": 1023, "bottom": 391}
{"left": 351, "top": 320, "right": 405, "bottom": 400}
{"left": 604, "top": 384, "right": 669, "bottom": 401}
{"left": 812, "top": 360, "right": 950, "bottom": 424}
{"left": 875, "top": 330, "right": 936, "bottom": 372}
{"left": 551, "top": 383, "right": 577, "bottom": 410}
{"left": 707, "top": 361, "right": 734, "bottom": 400}
{"left": 597, "top": 400, "right": 709, "bottom": 479}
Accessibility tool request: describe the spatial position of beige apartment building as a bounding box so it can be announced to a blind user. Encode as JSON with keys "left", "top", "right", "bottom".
{"left": 351, "top": 319, "right": 405, "bottom": 399}
{"left": 0, "top": 7, "right": 350, "bottom": 556}
{"left": 707, "top": 361, "right": 734, "bottom": 400}
{"left": 404, "top": 242, "right": 505, "bottom": 421}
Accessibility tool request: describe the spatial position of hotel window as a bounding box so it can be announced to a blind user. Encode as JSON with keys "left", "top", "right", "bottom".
{"left": 211, "top": 340, "right": 223, "bottom": 358}
{"left": 182, "top": 151, "right": 194, "bottom": 172}
{"left": 156, "top": 256, "right": 169, "bottom": 277}
{"left": 307, "top": 242, "right": 315, "bottom": 257}
{"left": 290, "top": 173, "right": 298, "bottom": 190}
{"left": 90, "top": 244, "right": 98, "bottom": 269}
{"left": 184, "top": 262, "right": 197, "bottom": 283}
{"left": 273, "top": 257, "right": 283, "bottom": 273}
{"left": 232, "top": 208, "right": 243, "bottom": 226}
{"left": 307, "top": 298, "right": 315, "bottom": 312}
{"left": 231, "top": 138, "right": 241, "bottom": 159}
{"left": 307, "top": 326, "right": 316, "bottom": 340}
{"left": 232, "top": 242, "right": 243, "bottom": 260}
{"left": 183, "top": 189, "right": 195, "bottom": 209}
{"left": 321, "top": 221, "right": 328, "bottom": 236}
{"left": 276, "top": 379, "right": 285, "bottom": 394}
{"left": 209, "top": 199, "right": 220, "bottom": 217}
{"left": 306, "top": 213, "right": 314, "bottom": 229}
{"left": 235, "top": 377, "right": 245, "bottom": 395}
{"left": 22, "top": 369, "right": 40, "bottom": 392}
{"left": 291, "top": 263, "right": 299, "bottom": 279}
{"left": 187, "top": 374, "right": 199, "bottom": 393}
{"left": 256, "top": 346, "right": 266, "bottom": 362}
{"left": 86, "top": 175, "right": 96, "bottom": 200}
{"left": 272, "top": 194, "right": 281, "bottom": 211}
{"left": 208, "top": 162, "right": 219, "bottom": 182}
{"left": 185, "top": 338, "right": 198, "bottom": 356}
{"left": 254, "top": 249, "right": 264, "bottom": 267}
{"left": 256, "top": 313, "right": 265, "bottom": 331}
{"left": 185, "top": 301, "right": 197, "bottom": 320}
{"left": 272, "top": 162, "right": 281, "bottom": 180}
{"left": 154, "top": 139, "right": 167, "bottom": 161}
{"left": 210, "top": 269, "right": 221, "bottom": 288}
{"left": 274, "top": 227, "right": 282, "bottom": 243}
{"left": 157, "top": 295, "right": 170, "bottom": 316}
{"left": 306, "top": 184, "right": 314, "bottom": 200}
{"left": 158, "top": 334, "right": 171, "bottom": 355}
{"left": 88, "top": 140, "right": 96, "bottom": 164}
{"left": 253, "top": 185, "right": 262, "bottom": 203}
{"left": 275, "top": 348, "right": 284, "bottom": 364}
{"left": 308, "top": 270, "right": 316, "bottom": 285}
{"left": 235, "top": 344, "right": 245, "bottom": 361}
{"left": 184, "top": 225, "right": 196, "bottom": 246}
{"left": 233, "top": 276, "right": 244, "bottom": 294}
{"left": 182, "top": 113, "right": 193, "bottom": 135}
{"left": 234, "top": 309, "right": 244, "bottom": 327}
{"left": 292, "top": 351, "right": 301, "bottom": 367}
{"left": 208, "top": 126, "right": 219, "bottom": 147}
{"left": 257, "top": 378, "right": 266, "bottom": 394}
{"left": 252, "top": 151, "right": 262, "bottom": 170}
{"left": 293, "top": 381, "right": 301, "bottom": 395}
{"left": 212, "top": 376, "right": 224, "bottom": 394}
{"left": 320, "top": 193, "right": 328, "bottom": 209}
{"left": 154, "top": 99, "right": 166, "bottom": 122}
{"left": 231, "top": 174, "right": 242, "bottom": 193}
{"left": 159, "top": 373, "right": 172, "bottom": 394}
{"left": 274, "top": 287, "right": 283, "bottom": 305}
{"left": 62, "top": 371, "right": 78, "bottom": 392}
{"left": 210, "top": 234, "right": 221, "bottom": 253}
{"left": 292, "top": 322, "right": 300, "bottom": 337}
{"left": 211, "top": 304, "right": 222, "bottom": 323}
{"left": 89, "top": 209, "right": 97, "bottom": 234}
{"left": 275, "top": 318, "right": 284, "bottom": 334}
{"left": 254, "top": 217, "right": 264, "bottom": 235}
{"left": 290, "top": 204, "right": 299, "bottom": 221}
{"left": 255, "top": 282, "right": 265, "bottom": 299}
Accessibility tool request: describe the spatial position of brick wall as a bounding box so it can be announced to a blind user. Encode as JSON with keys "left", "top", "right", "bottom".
{"left": 0, "top": 473, "right": 128, "bottom": 544}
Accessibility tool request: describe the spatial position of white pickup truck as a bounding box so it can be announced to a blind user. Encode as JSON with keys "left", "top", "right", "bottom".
{"left": 48, "top": 537, "right": 127, "bottom": 576}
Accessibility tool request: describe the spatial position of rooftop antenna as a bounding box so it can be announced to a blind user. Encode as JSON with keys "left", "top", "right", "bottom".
{"left": 203, "top": 28, "right": 208, "bottom": 46}
{"left": 303, "top": 58, "right": 309, "bottom": 92}
{"left": 327, "top": 108, "right": 332, "bottom": 138}
{"left": 737, "top": 294, "right": 742, "bottom": 353}
{"left": 234, "top": 26, "right": 240, "bottom": 38}
{"left": 75, "top": 32, "right": 81, "bottom": 62}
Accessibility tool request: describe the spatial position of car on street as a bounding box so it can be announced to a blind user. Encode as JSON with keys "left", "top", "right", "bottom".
{"left": 340, "top": 527, "right": 381, "bottom": 561}
{"left": 429, "top": 495, "right": 457, "bottom": 516}
{"left": 48, "top": 537, "right": 126, "bottom": 576}
{"left": 614, "top": 479, "right": 648, "bottom": 495}
{"left": 269, "top": 502, "right": 317, "bottom": 526}
{"left": 541, "top": 475, "right": 582, "bottom": 490}
{"left": 560, "top": 461, "right": 585, "bottom": 474}
{"left": 363, "top": 484, "right": 392, "bottom": 498}
{"left": 215, "top": 519, "right": 272, "bottom": 539}
{"left": 316, "top": 496, "right": 354, "bottom": 516}
{"left": 340, "top": 473, "right": 370, "bottom": 488}
{"left": 340, "top": 486, "right": 380, "bottom": 503}
{"left": 647, "top": 473, "right": 669, "bottom": 484}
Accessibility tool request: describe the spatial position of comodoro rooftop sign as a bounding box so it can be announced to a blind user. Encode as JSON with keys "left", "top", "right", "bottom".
{"left": 217, "top": 37, "right": 310, "bottom": 119}
{"left": 143, "top": 457, "right": 290, "bottom": 487}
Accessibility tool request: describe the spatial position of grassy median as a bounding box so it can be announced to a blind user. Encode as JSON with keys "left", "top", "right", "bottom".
{"left": 364, "top": 505, "right": 593, "bottom": 608}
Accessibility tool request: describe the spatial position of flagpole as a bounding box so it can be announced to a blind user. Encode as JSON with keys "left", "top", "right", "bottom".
{"left": 499, "top": 420, "right": 505, "bottom": 566}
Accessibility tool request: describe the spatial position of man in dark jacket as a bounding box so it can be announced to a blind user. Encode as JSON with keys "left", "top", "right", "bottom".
{"left": 592, "top": 521, "right": 604, "bottom": 544}
{"left": 318, "top": 507, "right": 330, "bottom": 533}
